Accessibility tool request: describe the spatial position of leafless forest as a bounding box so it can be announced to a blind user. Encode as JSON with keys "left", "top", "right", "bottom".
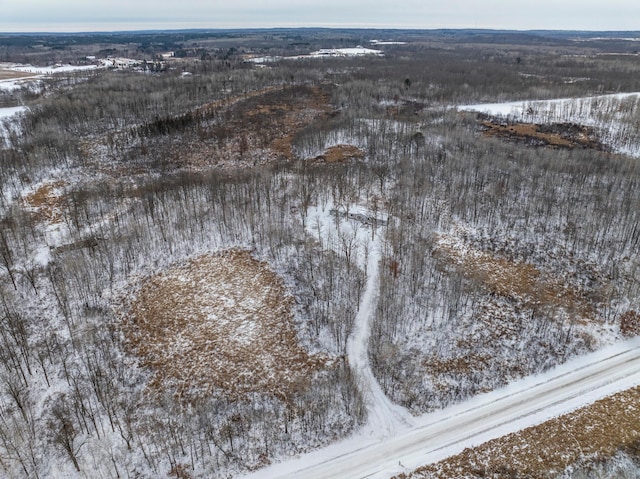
{"left": 1, "top": 29, "right": 640, "bottom": 478}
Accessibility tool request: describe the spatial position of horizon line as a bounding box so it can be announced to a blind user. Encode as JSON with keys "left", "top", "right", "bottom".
{"left": 1, "top": 25, "right": 640, "bottom": 35}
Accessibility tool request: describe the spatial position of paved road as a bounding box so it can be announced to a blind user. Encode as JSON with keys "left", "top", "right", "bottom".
{"left": 252, "top": 338, "right": 640, "bottom": 479}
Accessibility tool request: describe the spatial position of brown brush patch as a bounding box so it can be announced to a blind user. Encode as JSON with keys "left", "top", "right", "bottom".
{"left": 434, "top": 235, "right": 595, "bottom": 321}
{"left": 621, "top": 311, "right": 640, "bottom": 337}
{"left": 193, "top": 85, "right": 285, "bottom": 116}
{"left": 396, "top": 386, "right": 640, "bottom": 479}
{"left": 425, "top": 355, "right": 490, "bottom": 376}
{"left": 480, "top": 119, "right": 604, "bottom": 150}
{"left": 122, "top": 250, "right": 325, "bottom": 402}
{"left": 93, "top": 85, "right": 334, "bottom": 176}
{"left": 22, "top": 181, "right": 67, "bottom": 223}
{"left": 313, "top": 145, "right": 366, "bottom": 163}
{"left": 179, "top": 85, "right": 332, "bottom": 169}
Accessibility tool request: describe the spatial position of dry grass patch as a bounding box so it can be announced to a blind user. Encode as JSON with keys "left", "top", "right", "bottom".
{"left": 23, "top": 180, "right": 67, "bottom": 223}
{"left": 621, "top": 311, "right": 640, "bottom": 337}
{"left": 480, "top": 120, "right": 604, "bottom": 150}
{"left": 313, "top": 144, "right": 366, "bottom": 163}
{"left": 123, "top": 250, "right": 325, "bottom": 401}
{"left": 397, "top": 386, "right": 640, "bottom": 479}
{"left": 435, "top": 234, "right": 595, "bottom": 321}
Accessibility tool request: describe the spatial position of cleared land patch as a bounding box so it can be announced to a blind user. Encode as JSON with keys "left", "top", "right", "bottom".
{"left": 435, "top": 233, "right": 596, "bottom": 322}
{"left": 312, "top": 144, "right": 366, "bottom": 163}
{"left": 124, "top": 84, "right": 333, "bottom": 172}
{"left": 396, "top": 386, "right": 640, "bottom": 479}
{"left": 122, "top": 250, "right": 325, "bottom": 401}
{"left": 479, "top": 118, "right": 605, "bottom": 151}
{"left": 22, "top": 180, "right": 67, "bottom": 224}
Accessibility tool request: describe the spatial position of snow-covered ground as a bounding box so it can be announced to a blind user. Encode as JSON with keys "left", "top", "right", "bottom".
{"left": 243, "top": 337, "right": 640, "bottom": 479}
{"left": 0, "top": 62, "right": 99, "bottom": 92}
{"left": 246, "top": 46, "right": 383, "bottom": 64}
{"left": 0, "top": 77, "right": 37, "bottom": 92}
{"left": 310, "top": 47, "right": 383, "bottom": 57}
{"left": 370, "top": 40, "right": 407, "bottom": 45}
{"left": 0, "top": 105, "right": 26, "bottom": 120}
{"left": 458, "top": 92, "right": 640, "bottom": 121}
{"left": 242, "top": 191, "right": 640, "bottom": 479}
{"left": 0, "top": 105, "right": 28, "bottom": 144}
{"left": 0, "top": 62, "right": 101, "bottom": 142}
{"left": 2, "top": 62, "right": 99, "bottom": 76}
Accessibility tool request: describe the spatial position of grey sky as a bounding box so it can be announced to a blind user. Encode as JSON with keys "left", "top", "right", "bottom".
{"left": 0, "top": 0, "right": 637, "bottom": 32}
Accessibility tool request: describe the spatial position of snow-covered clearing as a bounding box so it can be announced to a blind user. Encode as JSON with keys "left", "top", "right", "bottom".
{"left": 0, "top": 77, "right": 36, "bottom": 92}
{"left": 2, "top": 62, "right": 99, "bottom": 76}
{"left": 0, "top": 62, "right": 98, "bottom": 92}
{"left": 243, "top": 337, "right": 640, "bottom": 479}
{"left": 0, "top": 105, "right": 26, "bottom": 120}
{"left": 458, "top": 92, "right": 640, "bottom": 119}
{"left": 310, "top": 47, "right": 383, "bottom": 57}
{"left": 459, "top": 92, "right": 640, "bottom": 157}
{"left": 0, "top": 105, "right": 27, "bottom": 144}
{"left": 246, "top": 46, "right": 383, "bottom": 63}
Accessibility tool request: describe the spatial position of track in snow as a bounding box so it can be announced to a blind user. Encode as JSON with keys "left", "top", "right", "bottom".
{"left": 345, "top": 233, "right": 416, "bottom": 440}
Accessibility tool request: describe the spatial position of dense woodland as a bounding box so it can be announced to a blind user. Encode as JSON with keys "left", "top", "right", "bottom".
{"left": 1, "top": 29, "right": 640, "bottom": 478}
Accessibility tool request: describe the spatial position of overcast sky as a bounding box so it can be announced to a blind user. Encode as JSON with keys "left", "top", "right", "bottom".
{"left": 0, "top": 0, "right": 637, "bottom": 32}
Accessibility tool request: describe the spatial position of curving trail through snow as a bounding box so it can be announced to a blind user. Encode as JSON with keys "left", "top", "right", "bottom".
{"left": 346, "top": 233, "right": 416, "bottom": 440}
{"left": 303, "top": 201, "right": 415, "bottom": 439}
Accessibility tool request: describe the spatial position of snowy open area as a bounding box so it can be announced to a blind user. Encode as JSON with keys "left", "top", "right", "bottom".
{"left": 0, "top": 105, "right": 26, "bottom": 120}
{"left": 458, "top": 92, "right": 640, "bottom": 122}
{"left": 0, "top": 62, "right": 99, "bottom": 91}
{"left": 0, "top": 105, "right": 28, "bottom": 144}
{"left": 1, "top": 62, "right": 99, "bottom": 75}
{"left": 310, "top": 47, "right": 383, "bottom": 57}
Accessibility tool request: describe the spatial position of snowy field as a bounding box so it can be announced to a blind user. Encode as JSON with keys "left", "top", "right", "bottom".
{"left": 458, "top": 92, "right": 640, "bottom": 121}
{"left": 0, "top": 77, "right": 38, "bottom": 92}
{"left": 1, "top": 62, "right": 99, "bottom": 76}
{"left": 0, "top": 62, "right": 99, "bottom": 92}
{"left": 247, "top": 46, "right": 383, "bottom": 63}
{"left": 0, "top": 62, "right": 102, "bottom": 144}
{"left": 0, "top": 105, "right": 26, "bottom": 120}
